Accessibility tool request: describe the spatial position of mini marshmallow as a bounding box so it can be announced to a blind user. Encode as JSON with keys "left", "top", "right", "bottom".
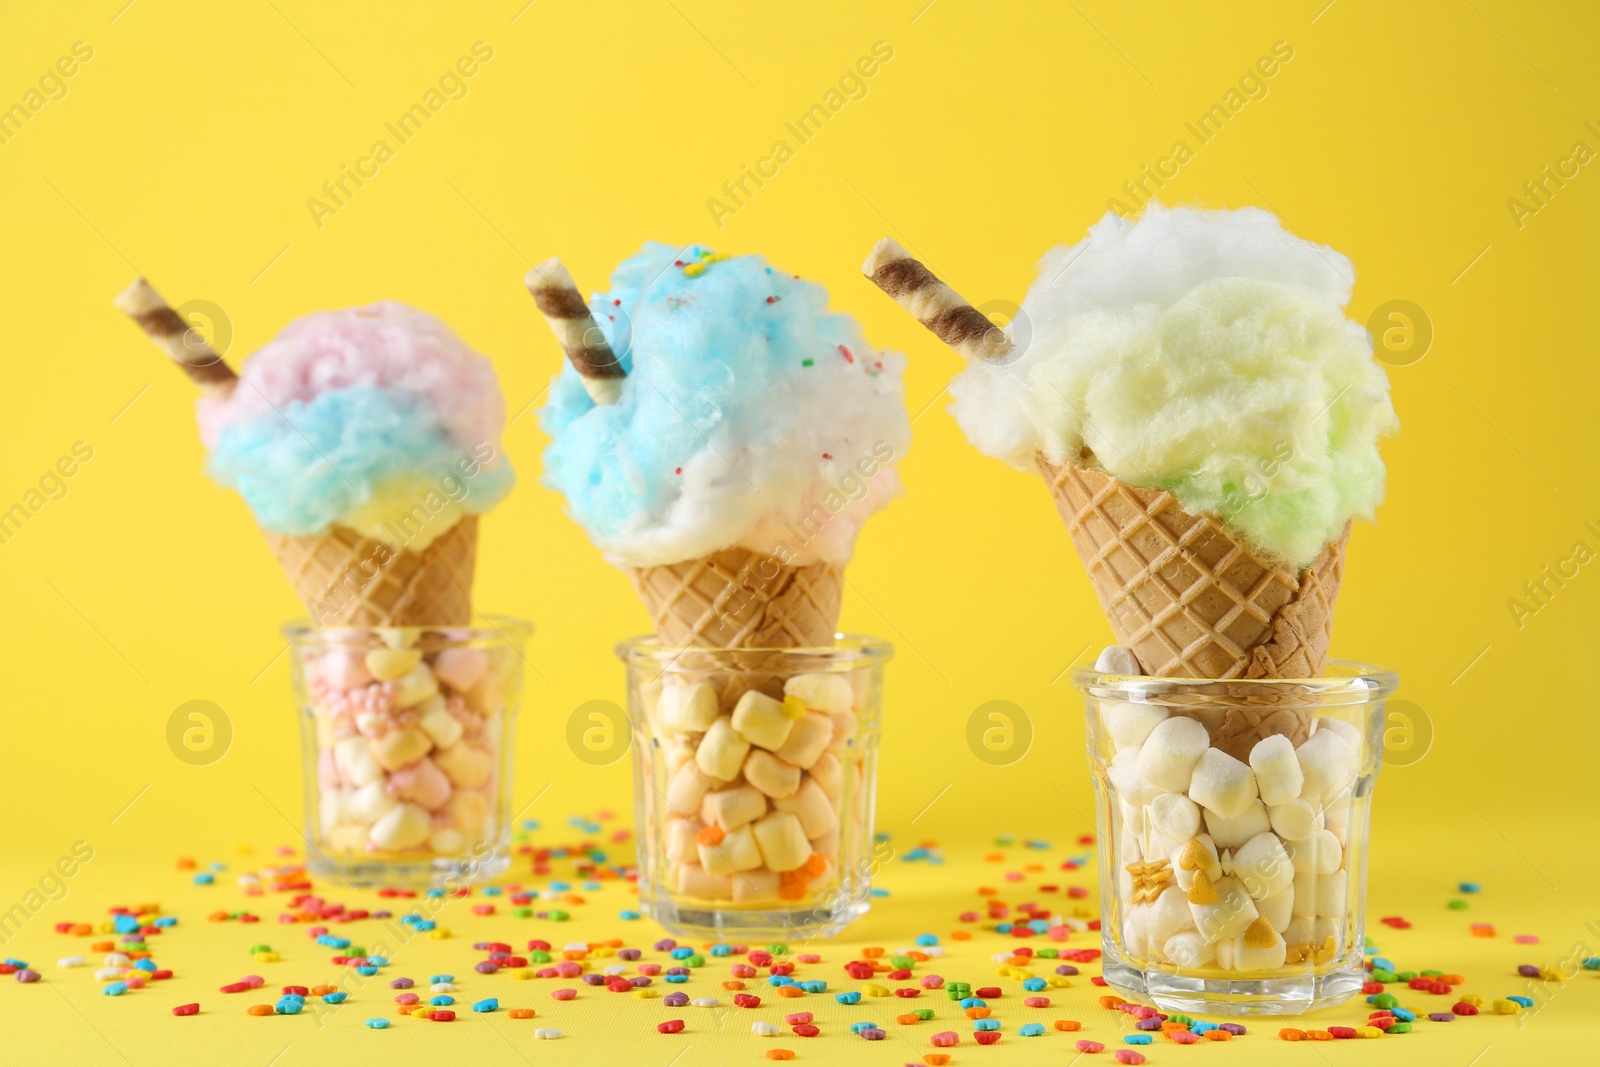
{"left": 1095, "top": 645, "right": 1142, "bottom": 674}
{"left": 429, "top": 827, "right": 465, "bottom": 854}
{"left": 809, "top": 825, "right": 839, "bottom": 860}
{"left": 462, "top": 670, "right": 506, "bottom": 716}
{"left": 1296, "top": 730, "right": 1357, "bottom": 804}
{"left": 751, "top": 811, "right": 812, "bottom": 872}
{"left": 809, "top": 751, "right": 843, "bottom": 801}
{"left": 1190, "top": 874, "right": 1259, "bottom": 943}
{"left": 1149, "top": 793, "right": 1201, "bottom": 839}
{"left": 700, "top": 785, "right": 767, "bottom": 830}
{"left": 1248, "top": 734, "right": 1304, "bottom": 806}
{"left": 673, "top": 863, "right": 732, "bottom": 900}
{"left": 1284, "top": 915, "right": 1340, "bottom": 946}
{"left": 773, "top": 778, "right": 837, "bottom": 838}
{"left": 365, "top": 648, "right": 421, "bottom": 682}
{"left": 1230, "top": 832, "right": 1294, "bottom": 899}
{"left": 696, "top": 717, "right": 752, "bottom": 781}
{"left": 1267, "top": 799, "right": 1323, "bottom": 841}
{"left": 1136, "top": 717, "right": 1211, "bottom": 793}
{"left": 1313, "top": 716, "right": 1362, "bottom": 752}
{"left": 1122, "top": 906, "right": 1152, "bottom": 959}
{"left": 1320, "top": 789, "right": 1354, "bottom": 841}
{"left": 1292, "top": 869, "right": 1348, "bottom": 918}
{"left": 1286, "top": 828, "right": 1343, "bottom": 875}
{"left": 371, "top": 727, "right": 433, "bottom": 772}
{"left": 1118, "top": 798, "right": 1146, "bottom": 837}
{"left": 433, "top": 742, "right": 492, "bottom": 788}
{"left": 387, "top": 757, "right": 452, "bottom": 811}
{"left": 666, "top": 762, "right": 714, "bottom": 817}
{"left": 335, "top": 736, "right": 384, "bottom": 787}
{"left": 1256, "top": 882, "right": 1294, "bottom": 932}
{"left": 826, "top": 709, "right": 857, "bottom": 752}
{"left": 730, "top": 867, "right": 782, "bottom": 904}
{"left": 393, "top": 663, "right": 440, "bottom": 707}
{"left": 783, "top": 673, "right": 854, "bottom": 715}
{"left": 1188, "top": 747, "right": 1259, "bottom": 819}
{"left": 328, "top": 823, "right": 368, "bottom": 852}
{"left": 662, "top": 737, "right": 696, "bottom": 777}
{"left": 743, "top": 750, "right": 801, "bottom": 798}
{"left": 1102, "top": 701, "right": 1168, "bottom": 752}
{"left": 418, "top": 703, "right": 465, "bottom": 750}
{"left": 730, "top": 691, "right": 794, "bottom": 750}
{"left": 658, "top": 683, "right": 720, "bottom": 736}
{"left": 1217, "top": 925, "right": 1287, "bottom": 971}
{"left": 1203, "top": 800, "right": 1271, "bottom": 850}
{"left": 1147, "top": 885, "right": 1195, "bottom": 946}
{"left": 446, "top": 789, "right": 487, "bottom": 836}
{"left": 347, "top": 779, "right": 399, "bottom": 825}
{"left": 1164, "top": 930, "right": 1216, "bottom": 968}
{"left": 665, "top": 818, "right": 699, "bottom": 863}
{"left": 431, "top": 648, "right": 488, "bottom": 692}
{"left": 773, "top": 713, "right": 832, "bottom": 769}
{"left": 319, "top": 788, "right": 346, "bottom": 835}
{"left": 1108, "top": 749, "right": 1161, "bottom": 806}
{"left": 320, "top": 650, "right": 373, "bottom": 689}
{"left": 700, "top": 824, "right": 763, "bottom": 875}
{"left": 369, "top": 802, "right": 431, "bottom": 850}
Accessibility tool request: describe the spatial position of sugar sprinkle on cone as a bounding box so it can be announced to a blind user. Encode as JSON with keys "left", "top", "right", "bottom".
{"left": 113, "top": 278, "right": 237, "bottom": 396}
{"left": 862, "top": 238, "right": 1011, "bottom": 363}
{"left": 526, "top": 257, "right": 625, "bottom": 405}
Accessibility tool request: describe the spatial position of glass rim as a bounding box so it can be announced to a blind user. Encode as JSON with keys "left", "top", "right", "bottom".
{"left": 1071, "top": 659, "right": 1397, "bottom": 704}
{"left": 615, "top": 632, "right": 893, "bottom": 666}
{"left": 282, "top": 614, "right": 533, "bottom": 645}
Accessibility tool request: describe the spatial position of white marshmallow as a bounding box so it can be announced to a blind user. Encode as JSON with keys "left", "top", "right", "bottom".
{"left": 1296, "top": 730, "right": 1357, "bottom": 805}
{"left": 700, "top": 824, "right": 763, "bottom": 874}
{"left": 1248, "top": 735, "right": 1305, "bottom": 806}
{"left": 696, "top": 717, "right": 751, "bottom": 781}
{"left": 662, "top": 737, "right": 696, "bottom": 777}
{"left": 1230, "top": 832, "right": 1294, "bottom": 899}
{"left": 418, "top": 704, "right": 465, "bottom": 750}
{"left": 666, "top": 762, "right": 714, "bottom": 818}
{"left": 1108, "top": 748, "right": 1161, "bottom": 806}
{"left": 1135, "top": 717, "right": 1211, "bottom": 793}
{"left": 369, "top": 802, "right": 430, "bottom": 850}
{"left": 1291, "top": 870, "right": 1349, "bottom": 919}
{"left": 809, "top": 826, "right": 839, "bottom": 860}
{"left": 1217, "top": 927, "right": 1287, "bottom": 971}
{"left": 773, "top": 778, "right": 836, "bottom": 838}
{"left": 658, "top": 683, "right": 720, "bottom": 736}
{"left": 730, "top": 867, "right": 781, "bottom": 904}
{"left": 1256, "top": 882, "right": 1294, "bottom": 932}
{"left": 664, "top": 818, "right": 699, "bottom": 863}
{"left": 346, "top": 779, "right": 398, "bottom": 825}
{"left": 826, "top": 709, "right": 857, "bottom": 752}
{"left": 751, "top": 811, "right": 812, "bottom": 872}
{"left": 1188, "top": 748, "right": 1259, "bottom": 819}
{"left": 1286, "top": 829, "right": 1343, "bottom": 875}
{"left": 1313, "top": 716, "right": 1362, "bottom": 752}
{"left": 1103, "top": 701, "right": 1168, "bottom": 752}
{"left": 1147, "top": 885, "right": 1195, "bottom": 946}
{"left": 730, "top": 691, "right": 794, "bottom": 750}
{"left": 809, "top": 751, "right": 843, "bottom": 801}
{"left": 1320, "top": 788, "right": 1354, "bottom": 841}
{"left": 1190, "top": 874, "right": 1259, "bottom": 943}
{"left": 743, "top": 749, "right": 801, "bottom": 798}
{"left": 1118, "top": 798, "right": 1146, "bottom": 838}
{"left": 700, "top": 785, "right": 767, "bottom": 830}
{"left": 334, "top": 736, "right": 384, "bottom": 787}
{"left": 429, "top": 827, "right": 465, "bottom": 855}
{"left": 1122, "top": 906, "right": 1152, "bottom": 959}
{"left": 1203, "top": 800, "right": 1271, "bottom": 850}
{"left": 1095, "top": 646, "right": 1142, "bottom": 674}
{"left": 393, "top": 663, "right": 440, "bottom": 707}
{"left": 783, "top": 673, "right": 854, "bottom": 715}
{"left": 433, "top": 742, "right": 492, "bottom": 788}
{"left": 773, "top": 713, "right": 832, "bottom": 769}
{"left": 1267, "top": 799, "right": 1323, "bottom": 841}
{"left": 1148, "top": 793, "right": 1199, "bottom": 839}
{"left": 1164, "top": 930, "right": 1215, "bottom": 968}
{"left": 673, "top": 862, "right": 731, "bottom": 900}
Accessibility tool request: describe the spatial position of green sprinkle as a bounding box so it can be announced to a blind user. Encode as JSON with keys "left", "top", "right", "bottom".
{"left": 513, "top": 908, "right": 532, "bottom": 918}
{"left": 1448, "top": 899, "right": 1468, "bottom": 910}
{"left": 801, "top": 358, "right": 814, "bottom": 367}
{"left": 1389, "top": 1021, "right": 1413, "bottom": 1034}
{"left": 529, "top": 951, "right": 552, "bottom": 963}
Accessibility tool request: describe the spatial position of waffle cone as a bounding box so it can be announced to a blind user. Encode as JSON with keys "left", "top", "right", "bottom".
{"left": 264, "top": 515, "right": 479, "bottom": 627}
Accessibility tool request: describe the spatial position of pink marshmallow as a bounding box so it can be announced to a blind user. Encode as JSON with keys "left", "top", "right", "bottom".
{"left": 319, "top": 650, "right": 372, "bottom": 690}
{"left": 432, "top": 649, "right": 489, "bottom": 693}
{"left": 386, "top": 757, "right": 452, "bottom": 810}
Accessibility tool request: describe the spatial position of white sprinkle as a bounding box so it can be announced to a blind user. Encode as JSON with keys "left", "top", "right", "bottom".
{"left": 534, "top": 1027, "right": 562, "bottom": 1039}
{"left": 752, "top": 1021, "right": 780, "bottom": 1036}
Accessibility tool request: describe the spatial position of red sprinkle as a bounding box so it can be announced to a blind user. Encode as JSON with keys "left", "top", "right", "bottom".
{"left": 1328, "top": 1026, "right": 1357, "bottom": 1039}
{"left": 428, "top": 1010, "right": 455, "bottom": 1022}
{"left": 171, "top": 1003, "right": 199, "bottom": 1016}
{"left": 839, "top": 345, "right": 854, "bottom": 363}
{"left": 658, "top": 1019, "right": 685, "bottom": 1034}
{"left": 974, "top": 1032, "right": 1001, "bottom": 1045}
{"left": 792, "top": 1024, "right": 820, "bottom": 1037}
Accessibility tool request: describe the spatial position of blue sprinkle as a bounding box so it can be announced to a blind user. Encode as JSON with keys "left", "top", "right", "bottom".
{"left": 550, "top": 882, "right": 571, "bottom": 892}
{"left": 870, "top": 888, "right": 889, "bottom": 898}
{"left": 850, "top": 1021, "right": 878, "bottom": 1033}
{"left": 915, "top": 934, "right": 939, "bottom": 947}
{"left": 995, "top": 923, "right": 1013, "bottom": 933}
{"left": 425, "top": 889, "right": 445, "bottom": 898}
{"left": 710, "top": 945, "right": 733, "bottom": 957}
{"left": 1584, "top": 958, "right": 1600, "bottom": 971}
{"left": 1022, "top": 977, "right": 1047, "bottom": 992}
{"left": 836, "top": 991, "right": 861, "bottom": 1005}
{"left": 670, "top": 948, "right": 694, "bottom": 959}
{"left": 664, "top": 974, "right": 687, "bottom": 983}
{"left": 1371, "top": 957, "right": 1395, "bottom": 972}
{"left": 1392, "top": 1007, "right": 1416, "bottom": 1022}
{"left": 1191, "top": 1021, "right": 1218, "bottom": 1033}
{"left": 193, "top": 873, "right": 213, "bottom": 885}
{"left": 103, "top": 982, "right": 128, "bottom": 996}
{"left": 473, "top": 998, "right": 498, "bottom": 1012}
{"left": 1508, "top": 995, "right": 1534, "bottom": 1008}
{"left": 1459, "top": 882, "right": 1480, "bottom": 893}
{"left": 154, "top": 917, "right": 177, "bottom": 927}
{"left": 960, "top": 998, "right": 987, "bottom": 1009}
{"left": 356, "top": 966, "right": 378, "bottom": 977}
{"left": 798, "top": 981, "right": 827, "bottom": 993}
{"left": 322, "top": 992, "right": 347, "bottom": 1004}
{"left": 974, "top": 1018, "right": 1000, "bottom": 1031}
{"left": 365, "top": 1018, "right": 391, "bottom": 1029}
{"left": 619, "top": 910, "right": 640, "bottom": 921}
{"left": 430, "top": 975, "right": 454, "bottom": 983}
{"left": 768, "top": 975, "right": 795, "bottom": 987}
{"left": 1125, "top": 1033, "right": 1153, "bottom": 1045}
{"left": 134, "top": 959, "right": 158, "bottom": 972}
{"left": 366, "top": 956, "right": 388, "bottom": 967}
{"left": 483, "top": 887, "right": 502, "bottom": 896}
{"left": 430, "top": 995, "right": 454, "bottom": 1007}
{"left": 1020, "top": 1023, "right": 1046, "bottom": 1037}
{"left": 276, "top": 999, "right": 303, "bottom": 1015}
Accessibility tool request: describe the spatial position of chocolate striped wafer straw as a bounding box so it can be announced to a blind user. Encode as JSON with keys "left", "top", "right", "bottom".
{"left": 862, "top": 237, "right": 1013, "bottom": 363}
{"left": 525, "top": 257, "right": 625, "bottom": 405}
{"left": 113, "top": 278, "right": 237, "bottom": 396}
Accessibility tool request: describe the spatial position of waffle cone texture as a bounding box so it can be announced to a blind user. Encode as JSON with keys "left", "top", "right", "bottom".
{"left": 264, "top": 515, "right": 479, "bottom": 627}
{"left": 627, "top": 546, "right": 842, "bottom": 650}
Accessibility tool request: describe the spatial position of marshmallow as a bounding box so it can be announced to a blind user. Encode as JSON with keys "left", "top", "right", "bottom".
{"left": 662, "top": 737, "right": 696, "bottom": 777}
{"left": 1171, "top": 834, "right": 1218, "bottom": 891}
{"left": 445, "top": 789, "right": 487, "bottom": 837}
{"left": 1217, "top": 921, "right": 1286, "bottom": 971}
{"left": 1286, "top": 829, "right": 1343, "bottom": 875}
{"left": 1122, "top": 907, "right": 1152, "bottom": 959}
{"left": 371, "top": 727, "right": 433, "bottom": 772}
{"left": 1147, "top": 885, "right": 1195, "bottom": 946}
{"left": 1102, "top": 701, "right": 1168, "bottom": 752}
{"left": 665, "top": 818, "right": 699, "bottom": 863}
{"left": 1108, "top": 749, "right": 1161, "bottom": 806}
{"left": 1118, "top": 798, "right": 1146, "bottom": 838}
{"left": 751, "top": 811, "right": 812, "bottom": 872}
{"left": 1149, "top": 793, "right": 1201, "bottom": 840}
{"left": 1203, "top": 800, "right": 1271, "bottom": 850}
{"left": 1164, "top": 930, "right": 1216, "bottom": 968}
{"left": 334, "top": 736, "right": 384, "bottom": 787}
{"left": 393, "top": 663, "right": 440, "bottom": 707}
{"left": 365, "top": 648, "right": 421, "bottom": 682}
{"left": 347, "top": 779, "right": 398, "bottom": 825}
{"left": 809, "top": 826, "right": 839, "bottom": 860}
{"left": 319, "top": 788, "right": 346, "bottom": 834}
{"left": 1095, "top": 645, "right": 1142, "bottom": 674}
{"left": 773, "top": 779, "right": 837, "bottom": 838}
{"left": 673, "top": 863, "right": 732, "bottom": 900}
{"left": 700, "top": 785, "right": 767, "bottom": 830}
{"left": 658, "top": 683, "right": 720, "bottom": 736}
{"left": 1320, "top": 789, "right": 1353, "bottom": 841}
{"left": 743, "top": 750, "right": 801, "bottom": 798}
{"left": 1230, "top": 832, "right": 1294, "bottom": 899}
{"left": 433, "top": 742, "right": 492, "bottom": 788}
{"left": 1256, "top": 882, "right": 1294, "bottom": 932}
{"left": 809, "top": 751, "right": 843, "bottom": 801}
{"left": 783, "top": 673, "right": 854, "bottom": 715}
{"left": 1267, "top": 799, "right": 1323, "bottom": 841}
{"left": 773, "top": 713, "right": 832, "bottom": 769}
{"left": 696, "top": 717, "right": 752, "bottom": 781}
{"left": 431, "top": 648, "right": 488, "bottom": 692}
{"left": 1313, "top": 716, "right": 1362, "bottom": 752}
{"left": 320, "top": 650, "right": 373, "bottom": 689}
{"left": 387, "top": 757, "right": 452, "bottom": 810}
{"left": 1291, "top": 869, "right": 1349, "bottom": 918}
{"left": 1188, "top": 748, "right": 1259, "bottom": 819}
{"left": 666, "top": 762, "right": 713, "bottom": 818}
{"left": 731, "top": 868, "right": 782, "bottom": 904}
{"left": 729, "top": 691, "right": 794, "bottom": 750}
{"left": 1284, "top": 915, "right": 1340, "bottom": 947}
{"left": 418, "top": 703, "right": 465, "bottom": 750}
{"left": 1296, "top": 730, "right": 1357, "bottom": 804}
{"left": 700, "top": 824, "right": 763, "bottom": 875}
{"left": 370, "top": 802, "right": 431, "bottom": 850}
{"left": 462, "top": 670, "right": 506, "bottom": 716}
{"left": 826, "top": 710, "right": 857, "bottom": 753}
{"left": 1248, "top": 735, "right": 1304, "bottom": 806}
{"left": 328, "top": 824, "right": 368, "bottom": 852}
{"left": 429, "top": 827, "right": 465, "bottom": 854}
{"left": 1190, "top": 874, "right": 1259, "bottom": 943}
{"left": 1136, "top": 717, "right": 1211, "bottom": 793}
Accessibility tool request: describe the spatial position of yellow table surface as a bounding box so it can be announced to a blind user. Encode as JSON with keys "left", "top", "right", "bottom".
{"left": 4, "top": 814, "right": 1596, "bottom": 1066}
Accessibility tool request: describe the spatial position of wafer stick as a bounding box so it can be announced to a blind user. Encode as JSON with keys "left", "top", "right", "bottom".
{"left": 861, "top": 237, "right": 1012, "bottom": 363}
{"left": 525, "top": 257, "right": 625, "bottom": 405}
{"left": 113, "top": 278, "right": 238, "bottom": 395}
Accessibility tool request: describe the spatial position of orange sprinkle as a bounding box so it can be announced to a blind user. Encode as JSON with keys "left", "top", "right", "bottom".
{"left": 964, "top": 1007, "right": 991, "bottom": 1019}
{"left": 896, "top": 1013, "right": 922, "bottom": 1025}
{"left": 562, "top": 951, "right": 587, "bottom": 961}
{"left": 91, "top": 941, "right": 114, "bottom": 953}
{"left": 696, "top": 826, "right": 725, "bottom": 846}
{"left": 1054, "top": 1019, "right": 1082, "bottom": 1031}
{"left": 1099, "top": 995, "right": 1124, "bottom": 1009}
{"left": 861, "top": 947, "right": 885, "bottom": 959}
{"left": 311, "top": 985, "right": 337, "bottom": 995}
{"left": 1279, "top": 1029, "right": 1306, "bottom": 1041}
{"left": 1307, "top": 1030, "right": 1334, "bottom": 1041}
{"left": 924, "top": 1057, "right": 951, "bottom": 1067}
{"left": 246, "top": 1005, "right": 274, "bottom": 1016}
{"left": 802, "top": 854, "right": 827, "bottom": 876}
{"left": 984, "top": 853, "right": 1005, "bottom": 862}
{"left": 977, "top": 887, "right": 998, "bottom": 896}
{"left": 777, "top": 985, "right": 804, "bottom": 998}
{"left": 1205, "top": 1029, "right": 1232, "bottom": 1041}
{"left": 1442, "top": 974, "right": 1466, "bottom": 985}
{"left": 950, "top": 931, "right": 972, "bottom": 941}
{"left": 722, "top": 980, "right": 745, "bottom": 990}
{"left": 765, "top": 1050, "right": 795, "bottom": 1061}
{"left": 508, "top": 1008, "right": 535, "bottom": 1019}
{"left": 907, "top": 951, "right": 930, "bottom": 962}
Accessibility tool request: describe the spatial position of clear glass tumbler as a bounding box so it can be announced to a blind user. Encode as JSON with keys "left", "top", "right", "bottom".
{"left": 618, "top": 635, "right": 891, "bottom": 940}
{"left": 1073, "top": 661, "right": 1397, "bottom": 1015}
{"left": 287, "top": 618, "right": 531, "bottom": 887}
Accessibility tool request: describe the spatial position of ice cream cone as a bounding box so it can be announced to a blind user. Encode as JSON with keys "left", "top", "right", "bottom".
{"left": 264, "top": 515, "right": 479, "bottom": 628}
{"left": 627, "top": 546, "right": 841, "bottom": 649}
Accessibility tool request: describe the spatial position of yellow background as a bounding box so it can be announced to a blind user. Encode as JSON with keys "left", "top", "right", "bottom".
{"left": 2, "top": 1, "right": 1597, "bottom": 1062}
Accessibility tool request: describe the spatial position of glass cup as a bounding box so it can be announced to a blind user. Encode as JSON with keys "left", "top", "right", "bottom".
{"left": 1073, "top": 661, "right": 1397, "bottom": 1015}
{"left": 287, "top": 618, "right": 531, "bottom": 887}
{"left": 618, "top": 635, "right": 891, "bottom": 940}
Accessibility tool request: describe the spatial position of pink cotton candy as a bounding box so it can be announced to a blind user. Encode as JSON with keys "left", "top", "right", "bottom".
{"left": 197, "top": 302, "right": 506, "bottom": 452}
